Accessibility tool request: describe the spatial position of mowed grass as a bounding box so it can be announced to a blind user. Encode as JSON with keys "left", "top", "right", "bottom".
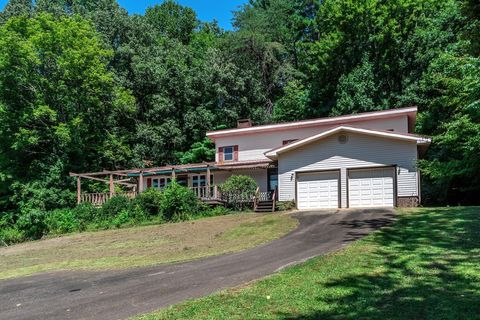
{"left": 0, "top": 213, "right": 297, "bottom": 280}
{"left": 136, "top": 207, "right": 480, "bottom": 320}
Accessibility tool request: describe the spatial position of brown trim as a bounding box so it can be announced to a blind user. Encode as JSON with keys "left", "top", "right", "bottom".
{"left": 295, "top": 169, "right": 341, "bottom": 210}
{"left": 233, "top": 145, "right": 239, "bottom": 161}
{"left": 146, "top": 178, "right": 152, "bottom": 188}
{"left": 218, "top": 147, "right": 224, "bottom": 163}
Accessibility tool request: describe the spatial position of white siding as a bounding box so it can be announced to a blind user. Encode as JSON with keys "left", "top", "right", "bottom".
{"left": 278, "top": 132, "right": 418, "bottom": 207}
{"left": 215, "top": 116, "right": 408, "bottom": 162}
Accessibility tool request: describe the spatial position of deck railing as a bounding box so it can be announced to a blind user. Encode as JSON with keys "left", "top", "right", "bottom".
{"left": 80, "top": 191, "right": 137, "bottom": 207}
{"left": 190, "top": 185, "right": 220, "bottom": 200}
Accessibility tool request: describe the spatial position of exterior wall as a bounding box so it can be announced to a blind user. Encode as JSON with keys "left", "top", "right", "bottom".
{"left": 140, "top": 169, "right": 268, "bottom": 192}
{"left": 214, "top": 169, "right": 268, "bottom": 192}
{"left": 215, "top": 116, "right": 408, "bottom": 162}
{"left": 277, "top": 132, "right": 419, "bottom": 207}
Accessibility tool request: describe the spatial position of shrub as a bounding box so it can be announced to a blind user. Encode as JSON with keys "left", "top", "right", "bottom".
{"left": 0, "top": 227, "right": 25, "bottom": 246}
{"left": 99, "top": 195, "right": 131, "bottom": 220}
{"left": 133, "top": 188, "right": 164, "bottom": 217}
{"left": 220, "top": 175, "right": 258, "bottom": 210}
{"left": 198, "top": 205, "right": 230, "bottom": 218}
{"left": 276, "top": 201, "right": 296, "bottom": 211}
{"left": 45, "top": 209, "right": 80, "bottom": 235}
{"left": 160, "top": 181, "right": 199, "bottom": 221}
{"left": 71, "top": 203, "right": 97, "bottom": 230}
{"left": 16, "top": 209, "right": 48, "bottom": 240}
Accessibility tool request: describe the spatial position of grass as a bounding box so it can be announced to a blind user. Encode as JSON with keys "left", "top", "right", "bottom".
{"left": 0, "top": 212, "right": 297, "bottom": 280}
{"left": 135, "top": 207, "right": 480, "bottom": 320}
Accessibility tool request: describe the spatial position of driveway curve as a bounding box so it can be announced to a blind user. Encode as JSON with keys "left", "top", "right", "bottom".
{"left": 0, "top": 208, "right": 395, "bottom": 320}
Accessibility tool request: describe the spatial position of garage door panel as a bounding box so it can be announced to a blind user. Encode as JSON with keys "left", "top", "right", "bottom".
{"left": 297, "top": 171, "right": 339, "bottom": 209}
{"left": 348, "top": 168, "right": 395, "bottom": 208}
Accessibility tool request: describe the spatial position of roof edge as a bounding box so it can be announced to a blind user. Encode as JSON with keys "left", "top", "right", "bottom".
{"left": 264, "top": 126, "right": 431, "bottom": 159}
{"left": 207, "top": 107, "right": 418, "bottom": 139}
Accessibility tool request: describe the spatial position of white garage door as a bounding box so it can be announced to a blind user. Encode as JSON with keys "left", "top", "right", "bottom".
{"left": 297, "top": 171, "right": 339, "bottom": 209}
{"left": 348, "top": 168, "right": 395, "bottom": 208}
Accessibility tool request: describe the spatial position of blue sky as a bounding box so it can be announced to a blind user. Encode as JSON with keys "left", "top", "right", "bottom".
{"left": 0, "top": 0, "right": 248, "bottom": 30}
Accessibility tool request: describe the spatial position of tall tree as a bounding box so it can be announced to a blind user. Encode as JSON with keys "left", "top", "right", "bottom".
{"left": 0, "top": 14, "right": 135, "bottom": 212}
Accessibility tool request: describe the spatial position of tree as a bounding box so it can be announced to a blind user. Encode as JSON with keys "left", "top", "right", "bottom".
{"left": 332, "top": 57, "right": 382, "bottom": 116}
{"left": 0, "top": 0, "right": 32, "bottom": 23}
{"left": 145, "top": 0, "right": 198, "bottom": 44}
{"left": 0, "top": 14, "right": 135, "bottom": 212}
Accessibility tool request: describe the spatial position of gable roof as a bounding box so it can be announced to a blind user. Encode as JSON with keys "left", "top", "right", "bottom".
{"left": 264, "top": 126, "right": 431, "bottom": 160}
{"left": 207, "top": 107, "right": 418, "bottom": 139}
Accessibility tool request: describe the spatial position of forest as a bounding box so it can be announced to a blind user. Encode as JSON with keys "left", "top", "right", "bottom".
{"left": 0, "top": 0, "right": 479, "bottom": 227}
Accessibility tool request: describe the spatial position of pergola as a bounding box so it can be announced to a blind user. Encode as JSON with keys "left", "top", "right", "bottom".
{"left": 69, "top": 162, "right": 215, "bottom": 205}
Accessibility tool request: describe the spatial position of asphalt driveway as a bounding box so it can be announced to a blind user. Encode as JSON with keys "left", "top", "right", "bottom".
{"left": 0, "top": 208, "right": 396, "bottom": 320}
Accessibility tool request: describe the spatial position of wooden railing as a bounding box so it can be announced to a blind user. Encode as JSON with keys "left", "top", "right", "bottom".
{"left": 80, "top": 191, "right": 137, "bottom": 207}
{"left": 190, "top": 185, "right": 220, "bottom": 200}
{"left": 272, "top": 188, "right": 277, "bottom": 212}
{"left": 253, "top": 187, "right": 260, "bottom": 211}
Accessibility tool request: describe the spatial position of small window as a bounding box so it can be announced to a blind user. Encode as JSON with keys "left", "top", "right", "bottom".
{"left": 223, "top": 146, "right": 234, "bottom": 161}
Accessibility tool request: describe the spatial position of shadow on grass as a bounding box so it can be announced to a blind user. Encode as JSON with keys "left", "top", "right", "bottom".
{"left": 280, "top": 207, "right": 480, "bottom": 320}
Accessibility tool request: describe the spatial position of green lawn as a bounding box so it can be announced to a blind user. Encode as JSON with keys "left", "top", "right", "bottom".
{"left": 0, "top": 212, "right": 297, "bottom": 280}
{"left": 136, "top": 207, "right": 480, "bottom": 320}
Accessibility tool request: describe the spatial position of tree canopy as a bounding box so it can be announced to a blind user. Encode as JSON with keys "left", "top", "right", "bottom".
{"left": 0, "top": 0, "right": 478, "bottom": 218}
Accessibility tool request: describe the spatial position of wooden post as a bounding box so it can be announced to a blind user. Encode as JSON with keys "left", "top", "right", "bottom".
{"left": 206, "top": 165, "right": 211, "bottom": 197}
{"left": 139, "top": 171, "right": 144, "bottom": 193}
{"left": 77, "top": 176, "right": 81, "bottom": 205}
{"left": 109, "top": 174, "right": 114, "bottom": 198}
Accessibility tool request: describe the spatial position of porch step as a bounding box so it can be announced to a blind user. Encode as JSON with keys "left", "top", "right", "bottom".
{"left": 255, "top": 200, "right": 275, "bottom": 212}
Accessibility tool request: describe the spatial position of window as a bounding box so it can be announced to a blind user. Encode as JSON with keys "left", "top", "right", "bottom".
{"left": 223, "top": 146, "right": 234, "bottom": 161}
{"left": 192, "top": 175, "right": 214, "bottom": 187}
{"left": 282, "top": 139, "right": 298, "bottom": 145}
{"left": 153, "top": 179, "right": 159, "bottom": 188}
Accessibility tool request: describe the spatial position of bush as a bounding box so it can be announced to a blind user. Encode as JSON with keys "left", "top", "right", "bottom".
{"left": 45, "top": 209, "right": 80, "bottom": 235}
{"left": 0, "top": 227, "right": 25, "bottom": 246}
{"left": 16, "top": 209, "right": 48, "bottom": 240}
{"left": 276, "top": 201, "right": 296, "bottom": 211}
{"left": 71, "top": 203, "right": 97, "bottom": 230}
{"left": 99, "top": 196, "right": 131, "bottom": 220}
{"left": 133, "top": 188, "right": 164, "bottom": 217}
{"left": 198, "top": 205, "right": 230, "bottom": 218}
{"left": 160, "top": 181, "right": 199, "bottom": 221}
{"left": 220, "top": 175, "right": 258, "bottom": 210}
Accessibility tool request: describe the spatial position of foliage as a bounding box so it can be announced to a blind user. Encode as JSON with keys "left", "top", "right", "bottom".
{"left": 276, "top": 201, "right": 296, "bottom": 212}
{"left": 0, "top": 227, "right": 25, "bottom": 246}
{"left": 160, "top": 181, "right": 200, "bottom": 221}
{"left": 15, "top": 209, "right": 48, "bottom": 240}
{"left": 177, "top": 138, "right": 215, "bottom": 165}
{"left": 0, "top": 0, "right": 478, "bottom": 224}
{"left": 132, "top": 188, "right": 164, "bottom": 217}
{"left": 45, "top": 209, "right": 80, "bottom": 235}
{"left": 98, "top": 195, "right": 131, "bottom": 221}
{"left": 220, "top": 175, "right": 258, "bottom": 210}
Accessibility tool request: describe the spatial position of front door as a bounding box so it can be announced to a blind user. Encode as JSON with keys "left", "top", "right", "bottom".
{"left": 268, "top": 168, "right": 278, "bottom": 192}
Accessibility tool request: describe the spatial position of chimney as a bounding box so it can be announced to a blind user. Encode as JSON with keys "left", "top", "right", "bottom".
{"left": 237, "top": 119, "right": 252, "bottom": 128}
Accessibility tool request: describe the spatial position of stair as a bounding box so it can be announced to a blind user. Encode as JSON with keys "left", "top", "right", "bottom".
{"left": 255, "top": 200, "right": 275, "bottom": 212}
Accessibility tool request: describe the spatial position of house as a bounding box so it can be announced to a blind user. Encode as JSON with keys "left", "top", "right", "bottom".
{"left": 71, "top": 107, "right": 431, "bottom": 210}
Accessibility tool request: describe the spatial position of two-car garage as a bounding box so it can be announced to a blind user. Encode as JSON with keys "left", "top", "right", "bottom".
{"left": 296, "top": 167, "right": 395, "bottom": 209}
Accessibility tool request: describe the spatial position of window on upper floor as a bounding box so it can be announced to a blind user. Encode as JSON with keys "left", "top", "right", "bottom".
{"left": 224, "top": 146, "right": 234, "bottom": 161}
